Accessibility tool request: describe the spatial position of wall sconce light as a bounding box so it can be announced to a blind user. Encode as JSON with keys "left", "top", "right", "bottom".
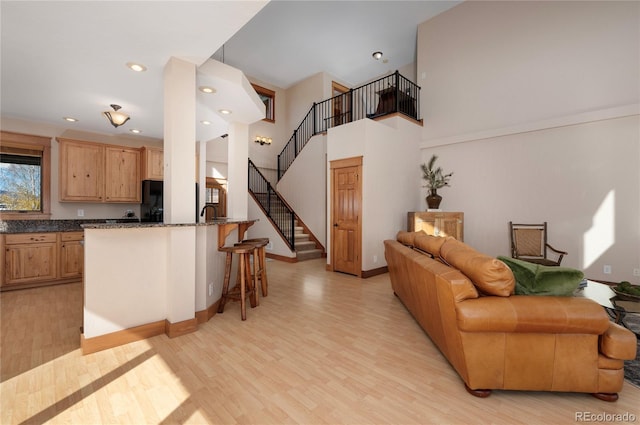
{"left": 255, "top": 136, "right": 272, "bottom": 146}
{"left": 103, "top": 104, "right": 130, "bottom": 128}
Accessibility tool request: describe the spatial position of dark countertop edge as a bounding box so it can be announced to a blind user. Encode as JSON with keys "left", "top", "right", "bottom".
{"left": 81, "top": 219, "right": 257, "bottom": 230}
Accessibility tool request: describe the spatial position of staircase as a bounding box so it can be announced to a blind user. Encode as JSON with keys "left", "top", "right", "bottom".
{"left": 294, "top": 220, "right": 323, "bottom": 261}
{"left": 248, "top": 159, "right": 325, "bottom": 261}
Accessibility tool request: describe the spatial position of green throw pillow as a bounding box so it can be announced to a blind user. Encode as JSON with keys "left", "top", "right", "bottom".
{"left": 497, "top": 256, "right": 584, "bottom": 296}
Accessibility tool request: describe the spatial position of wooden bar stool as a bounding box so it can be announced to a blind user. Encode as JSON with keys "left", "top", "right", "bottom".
{"left": 218, "top": 243, "right": 258, "bottom": 320}
{"left": 241, "top": 238, "right": 269, "bottom": 297}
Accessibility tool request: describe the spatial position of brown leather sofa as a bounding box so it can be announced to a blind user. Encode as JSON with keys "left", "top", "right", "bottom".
{"left": 384, "top": 231, "right": 637, "bottom": 400}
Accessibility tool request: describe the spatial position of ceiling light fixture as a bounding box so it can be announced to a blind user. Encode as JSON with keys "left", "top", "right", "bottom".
{"left": 219, "top": 109, "right": 232, "bottom": 115}
{"left": 201, "top": 120, "right": 211, "bottom": 125}
{"left": 129, "top": 129, "right": 141, "bottom": 134}
{"left": 254, "top": 136, "right": 272, "bottom": 146}
{"left": 126, "top": 62, "right": 147, "bottom": 72}
{"left": 372, "top": 51, "right": 383, "bottom": 60}
{"left": 63, "top": 117, "right": 78, "bottom": 122}
{"left": 102, "top": 104, "right": 130, "bottom": 128}
{"left": 199, "top": 86, "right": 216, "bottom": 94}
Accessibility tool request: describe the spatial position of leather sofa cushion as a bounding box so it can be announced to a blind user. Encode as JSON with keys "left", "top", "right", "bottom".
{"left": 396, "top": 230, "right": 418, "bottom": 247}
{"left": 440, "top": 238, "right": 515, "bottom": 297}
{"left": 498, "top": 256, "right": 583, "bottom": 296}
{"left": 456, "top": 296, "right": 609, "bottom": 333}
{"left": 414, "top": 233, "right": 448, "bottom": 257}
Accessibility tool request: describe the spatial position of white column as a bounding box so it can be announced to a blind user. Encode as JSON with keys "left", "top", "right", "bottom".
{"left": 163, "top": 56, "right": 197, "bottom": 325}
{"left": 163, "top": 57, "right": 196, "bottom": 224}
{"left": 227, "top": 122, "right": 249, "bottom": 219}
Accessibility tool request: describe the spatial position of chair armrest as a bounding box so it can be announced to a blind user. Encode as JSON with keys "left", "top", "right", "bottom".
{"left": 456, "top": 296, "right": 609, "bottom": 334}
{"left": 546, "top": 243, "right": 567, "bottom": 255}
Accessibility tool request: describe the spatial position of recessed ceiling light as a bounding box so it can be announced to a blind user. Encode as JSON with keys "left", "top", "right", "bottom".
{"left": 219, "top": 109, "right": 232, "bottom": 115}
{"left": 129, "top": 129, "right": 141, "bottom": 134}
{"left": 126, "top": 62, "right": 147, "bottom": 72}
{"left": 63, "top": 117, "right": 78, "bottom": 122}
{"left": 199, "top": 86, "right": 216, "bottom": 94}
{"left": 372, "top": 51, "right": 383, "bottom": 60}
{"left": 201, "top": 120, "right": 211, "bottom": 125}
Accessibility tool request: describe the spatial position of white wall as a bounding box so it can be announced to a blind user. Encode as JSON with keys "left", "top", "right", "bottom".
{"left": 327, "top": 117, "right": 420, "bottom": 272}
{"left": 417, "top": 1, "right": 640, "bottom": 283}
{"left": 277, "top": 134, "right": 327, "bottom": 247}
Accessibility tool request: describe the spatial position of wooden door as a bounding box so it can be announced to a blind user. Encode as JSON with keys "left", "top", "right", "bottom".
{"left": 59, "top": 232, "right": 84, "bottom": 279}
{"left": 331, "top": 81, "right": 350, "bottom": 127}
{"left": 205, "top": 177, "right": 227, "bottom": 219}
{"left": 330, "top": 157, "right": 362, "bottom": 276}
{"left": 4, "top": 233, "right": 57, "bottom": 285}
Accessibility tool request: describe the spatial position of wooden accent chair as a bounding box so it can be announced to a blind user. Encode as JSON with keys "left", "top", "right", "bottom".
{"left": 509, "top": 222, "right": 567, "bottom": 266}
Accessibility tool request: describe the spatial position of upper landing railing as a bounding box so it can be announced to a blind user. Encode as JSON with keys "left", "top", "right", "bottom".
{"left": 277, "top": 70, "right": 421, "bottom": 180}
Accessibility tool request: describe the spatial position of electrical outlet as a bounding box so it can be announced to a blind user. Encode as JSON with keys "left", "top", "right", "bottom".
{"left": 603, "top": 265, "right": 612, "bottom": 274}
{"left": 77, "top": 209, "right": 84, "bottom": 217}
{"left": 208, "top": 283, "right": 213, "bottom": 296}
{"left": 373, "top": 255, "right": 378, "bottom": 263}
{"left": 633, "top": 268, "right": 640, "bottom": 277}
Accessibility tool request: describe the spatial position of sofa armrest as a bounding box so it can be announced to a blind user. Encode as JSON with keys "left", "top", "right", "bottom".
{"left": 456, "top": 296, "right": 610, "bottom": 334}
{"left": 600, "top": 322, "right": 637, "bottom": 360}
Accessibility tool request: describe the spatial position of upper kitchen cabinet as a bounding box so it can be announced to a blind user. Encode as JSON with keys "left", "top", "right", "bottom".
{"left": 58, "top": 138, "right": 104, "bottom": 201}
{"left": 105, "top": 146, "right": 141, "bottom": 202}
{"left": 141, "top": 146, "right": 163, "bottom": 181}
{"left": 58, "top": 138, "right": 141, "bottom": 203}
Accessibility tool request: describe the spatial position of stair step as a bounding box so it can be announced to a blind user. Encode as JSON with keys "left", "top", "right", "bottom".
{"left": 296, "top": 249, "right": 323, "bottom": 261}
{"left": 294, "top": 240, "right": 315, "bottom": 251}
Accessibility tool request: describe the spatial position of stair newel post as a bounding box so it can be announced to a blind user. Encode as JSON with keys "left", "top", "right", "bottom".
{"left": 349, "top": 88, "right": 354, "bottom": 123}
{"left": 266, "top": 182, "right": 271, "bottom": 216}
{"left": 394, "top": 70, "right": 400, "bottom": 113}
{"left": 312, "top": 102, "right": 317, "bottom": 135}
{"left": 277, "top": 154, "right": 281, "bottom": 181}
{"left": 290, "top": 213, "right": 295, "bottom": 250}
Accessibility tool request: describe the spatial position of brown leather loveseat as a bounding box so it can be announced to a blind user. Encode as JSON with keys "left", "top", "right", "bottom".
{"left": 384, "top": 231, "right": 637, "bottom": 400}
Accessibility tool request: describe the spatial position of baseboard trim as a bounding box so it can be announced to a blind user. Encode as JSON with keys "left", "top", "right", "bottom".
{"left": 266, "top": 252, "right": 297, "bottom": 263}
{"left": 361, "top": 266, "right": 388, "bottom": 279}
{"left": 81, "top": 320, "right": 165, "bottom": 355}
{"left": 195, "top": 299, "right": 221, "bottom": 324}
{"left": 164, "top": 318, "right": 198, "bottom": 338}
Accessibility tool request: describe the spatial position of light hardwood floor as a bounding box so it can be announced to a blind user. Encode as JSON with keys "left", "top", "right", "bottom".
{"left": 1, "top": 258, "right": 638, "bottom": 424}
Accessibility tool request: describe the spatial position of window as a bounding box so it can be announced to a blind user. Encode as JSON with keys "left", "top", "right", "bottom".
{"left": 252, "top": 83, "right": 275, "bottom": 122}
{"left": 0, "top": 131, "right": 51, "bottom": 219}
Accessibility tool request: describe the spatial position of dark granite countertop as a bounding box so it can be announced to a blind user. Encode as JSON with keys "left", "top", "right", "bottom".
{"left": 81, "top": 218, "right": 256, "bottom": 230}
{"left": 0, "top": 219, "right": 141, "bottom": 234}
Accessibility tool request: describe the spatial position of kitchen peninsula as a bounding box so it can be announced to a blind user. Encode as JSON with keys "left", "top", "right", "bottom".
{"left": 80, "top": 218, "right": 256, "bottom": 354}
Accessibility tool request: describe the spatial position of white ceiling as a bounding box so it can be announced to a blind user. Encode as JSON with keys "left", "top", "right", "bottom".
{"left": 1, "top": 1, "right": 460, "bottom": 140}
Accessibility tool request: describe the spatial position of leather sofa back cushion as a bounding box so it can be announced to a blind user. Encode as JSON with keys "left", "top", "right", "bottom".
{"left": 414, "top": 233, "right": 448, "bottom": 257}
{"left": 440, "top": 238, "right": 515, "bottom": 297}
{"left": 396, "top": 230, "right": 418, "bottom": 247}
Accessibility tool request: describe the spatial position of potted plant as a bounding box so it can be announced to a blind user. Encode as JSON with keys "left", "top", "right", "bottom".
{"left": 420, "top": 154, "right": 453, "bottom": 209}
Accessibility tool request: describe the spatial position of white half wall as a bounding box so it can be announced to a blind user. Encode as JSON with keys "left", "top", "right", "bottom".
{"left": 277, "top": 134, "right": 327, "bottom": 248}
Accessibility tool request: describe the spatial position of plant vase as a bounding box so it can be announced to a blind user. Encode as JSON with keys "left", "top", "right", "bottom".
{"left": 426, "top": 189, "right": 442, "bottom": 210}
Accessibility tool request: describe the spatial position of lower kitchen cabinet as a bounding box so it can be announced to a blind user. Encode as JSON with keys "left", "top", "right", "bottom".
{"left": 1, "top": 231, "right": 84, "bottom": 289}
{"left": 3, "top": 233, "right": 57, "bottom": 286}
{"left": 59, "top": 232, "right": 84, "bottom": 279}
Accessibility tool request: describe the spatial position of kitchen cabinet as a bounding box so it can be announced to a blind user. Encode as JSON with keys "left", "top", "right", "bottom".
{"left": 2, "top": 231, "right": 85, "bottom": 289}
{"left": 105, "top": 146, "right": 141, "bottom": 202}
{"left": 3, "top": 233, "right": 58, "bottom": 286}
{"left": 141, "top": 146, "right": 163, "bottom": 180}
{"left": 58, "top": 138, "right": 141, "bottom": 203}
{"left": 407, "top": 211, "right": 464, "bottom": 241}
{"left": 59, "top": 232, "right": 84, "bottom": 279}
{"left": 59, "top": 138, "right": 104, "bottom": 202}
